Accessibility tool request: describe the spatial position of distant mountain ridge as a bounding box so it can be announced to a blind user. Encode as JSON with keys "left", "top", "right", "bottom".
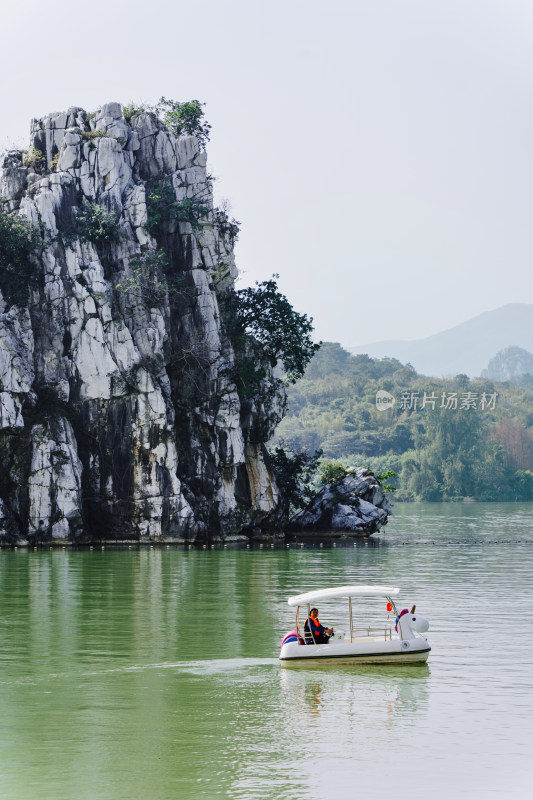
{"left": 349, "top": 303, "right": 533, "bottom": 378}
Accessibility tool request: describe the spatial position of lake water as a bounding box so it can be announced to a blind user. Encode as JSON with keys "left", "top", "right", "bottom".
{"left": 1, "top": 502, "right": 532, "bottom": 800}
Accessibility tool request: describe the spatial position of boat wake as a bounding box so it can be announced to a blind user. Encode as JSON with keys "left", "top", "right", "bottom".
{"left": 0, "top": 657, "right": 279, "bottom": 687}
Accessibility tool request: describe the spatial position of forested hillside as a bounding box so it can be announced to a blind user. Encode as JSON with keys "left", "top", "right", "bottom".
{"left": 274, "top": 343, "right": 533, "bottom": 501}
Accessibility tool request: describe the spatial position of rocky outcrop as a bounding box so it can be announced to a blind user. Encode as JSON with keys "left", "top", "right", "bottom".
{"left": 481, "top": 346, "right": 533, "bottom": 383}
{"left": 289, "top": 469, "right": 391, "bottom": 535}
{"left": 0, "top": 102, "right": 286, "bottom": 543}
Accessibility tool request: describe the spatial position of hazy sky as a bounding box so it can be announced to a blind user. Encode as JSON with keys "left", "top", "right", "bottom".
{"left": 2, "top": 0, "right": 533, "bottom": 347}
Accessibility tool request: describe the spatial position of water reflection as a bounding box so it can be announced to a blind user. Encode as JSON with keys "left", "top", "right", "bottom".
{"left": 280, "top": 663, "right": 430, "bottom": 722}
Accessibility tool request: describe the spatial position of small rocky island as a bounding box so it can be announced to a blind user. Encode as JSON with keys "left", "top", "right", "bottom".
{"left": 0, "top": 102, "right": 390, "bottom": 545}
{"left": 290, "top": 468, "right": 390, "bottom": 535}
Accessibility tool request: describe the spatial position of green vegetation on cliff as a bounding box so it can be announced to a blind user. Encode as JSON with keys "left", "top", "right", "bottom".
{"left": 0, "top": 202, "right": 43, "bottom": 307}
{"left": 275, "top": 342, "right": 533, "bottom": 502}
{"left": 222, "top": 275, "right": 320, "bottom": 398}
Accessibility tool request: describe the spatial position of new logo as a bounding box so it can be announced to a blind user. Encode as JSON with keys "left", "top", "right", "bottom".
{"left": 375, "top": 390, "right": 395, "bottom": 411}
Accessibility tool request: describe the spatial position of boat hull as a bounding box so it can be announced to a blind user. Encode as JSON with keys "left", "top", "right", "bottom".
{"left": 279, "top": 638, "right": 430, "bottom": 666}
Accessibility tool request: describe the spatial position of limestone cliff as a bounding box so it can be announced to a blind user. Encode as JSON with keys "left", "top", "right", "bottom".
{"left": 0, "top": 103, "right": 285, "bottom": 543}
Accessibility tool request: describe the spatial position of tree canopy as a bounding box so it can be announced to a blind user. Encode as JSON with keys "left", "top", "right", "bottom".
{"left": 224, "top": 276, "right": 320, "bottom": 382}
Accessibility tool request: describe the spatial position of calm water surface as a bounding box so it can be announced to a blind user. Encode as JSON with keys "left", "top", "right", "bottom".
{"left": 1, "top": 502, "right": 532, "bottom": 799}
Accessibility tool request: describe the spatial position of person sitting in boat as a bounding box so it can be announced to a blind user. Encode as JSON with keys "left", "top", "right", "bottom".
{"left": 304, "top": 608, "right": 333, "bottom": 644}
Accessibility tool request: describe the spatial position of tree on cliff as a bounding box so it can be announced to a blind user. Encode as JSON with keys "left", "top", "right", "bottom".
{"left": 269, "top": 446, "right": 323, "bottom": 517}
{"left": 0, "top": 203, "right": 43, "bottom": 307}
{"left": 224, "top": 275, "right": 320, "bottom": 387}
{"left": 155, "top": 98, "right": 211, "bottom": 150}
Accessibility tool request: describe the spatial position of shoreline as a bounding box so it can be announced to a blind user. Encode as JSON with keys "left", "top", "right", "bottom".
{"left": 0, "top": 532, "right": 378, "bottom": 549}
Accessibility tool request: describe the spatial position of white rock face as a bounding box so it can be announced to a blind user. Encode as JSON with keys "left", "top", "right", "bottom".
{"left": 0, "top": 306, "right": 34, "bottom": 429}
{"left": 0, "top": 103, "right": 285, "bottom": 542}
{"left": 27, "top": 419, "right": 83, "bottom": 537}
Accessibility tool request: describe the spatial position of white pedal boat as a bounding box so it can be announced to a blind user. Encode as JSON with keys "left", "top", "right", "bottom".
{"left": 279, "top": 585, "right": 431, "bottom": 665}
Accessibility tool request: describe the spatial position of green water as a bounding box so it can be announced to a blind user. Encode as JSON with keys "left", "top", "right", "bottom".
{"left": 1, "top": 503, "right": 532, "bottom": 800}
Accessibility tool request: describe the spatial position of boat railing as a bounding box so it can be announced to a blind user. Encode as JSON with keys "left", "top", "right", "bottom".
{"left": 348, "top": 625, "right": 393, "bottom": 641}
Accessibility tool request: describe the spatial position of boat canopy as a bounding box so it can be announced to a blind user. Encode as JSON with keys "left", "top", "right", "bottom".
{"left": 287, "top": 585, "right": 400, "bottom": 607}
